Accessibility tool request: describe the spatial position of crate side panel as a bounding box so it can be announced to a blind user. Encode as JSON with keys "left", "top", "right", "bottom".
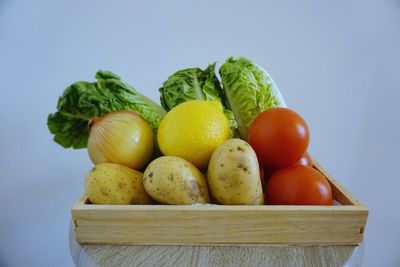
{"left": 73, "top": 208, "right": 366, "bottom": 245}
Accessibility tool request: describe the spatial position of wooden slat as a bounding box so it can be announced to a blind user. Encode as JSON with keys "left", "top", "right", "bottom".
{"left": 72, "top": 207, "right": 366, "bottom": 245}
{"left": 72, "top": 202, "right": 367, "bottom": 245}
{"left": 314, "top": 162, "right": 364, "bottom": 206}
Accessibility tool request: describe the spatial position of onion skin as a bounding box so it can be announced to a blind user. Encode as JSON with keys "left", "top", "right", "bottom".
{"left": 87, "top": 110, "right": 154, "bottom": 170}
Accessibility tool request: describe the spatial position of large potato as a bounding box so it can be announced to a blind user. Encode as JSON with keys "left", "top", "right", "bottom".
{"left": 143, "top": 156, "right": 210, "bottom": 204}
{"left": 85, "top": 163, "right": 153, "bottom": 204}
{"left": 207, "top": 139, "right": 264, "bottom": 205}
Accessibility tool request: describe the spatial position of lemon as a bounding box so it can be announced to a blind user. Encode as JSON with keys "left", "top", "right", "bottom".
{"left": 157, "top": 100, "right": 231, "bottom": 169}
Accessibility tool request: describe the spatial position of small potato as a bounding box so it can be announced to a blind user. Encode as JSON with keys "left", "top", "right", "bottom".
{"left": 208, "top": 139, "right": 264, "bottom": 205}
{"left": 143, "top": 156, "right": 210, "bottom": 204}
{"left": 85, "top": 163, "right": 153, "bottom": 204}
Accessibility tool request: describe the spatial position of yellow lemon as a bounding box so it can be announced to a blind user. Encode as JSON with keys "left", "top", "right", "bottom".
{"left": 157, "top": 100, "right": 231, "bottom": 169}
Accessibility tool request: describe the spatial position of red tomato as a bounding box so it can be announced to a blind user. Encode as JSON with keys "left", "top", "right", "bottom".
{"left": 265, "top": 166, "right": 332, "bottom": 205}
{"left": 248, "top": 108, "right": 310, "bottom": 169}
{"left": 295, "top": 152, "right": 313, "bottom": 167}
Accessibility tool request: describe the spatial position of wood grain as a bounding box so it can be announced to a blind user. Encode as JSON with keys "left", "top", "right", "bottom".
{"left": 69, "top": 223, "right": 365, "bottom": 267}
{"left": 71, "top": 163, "right": 368, "bottom": 245}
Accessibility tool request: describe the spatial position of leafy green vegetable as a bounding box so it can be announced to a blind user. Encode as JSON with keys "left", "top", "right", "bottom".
{"left": 48, "top": 70, "right": 166, "bottom": 149}
{"left": 219, "top": 57, "right": 286, "bottom": 140}
{"left": 159, "top": 63, "right": 238, "bottom": 136}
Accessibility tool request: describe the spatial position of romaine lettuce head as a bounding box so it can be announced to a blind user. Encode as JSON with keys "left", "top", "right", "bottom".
{"left": 159, "top": 63, "right": 238, "bottom": 136}
{"left": 47, "top": 70, "right": 166, "bottom": 149}
{"left": 219, "top": 57, "right": 286, "bottom": 140}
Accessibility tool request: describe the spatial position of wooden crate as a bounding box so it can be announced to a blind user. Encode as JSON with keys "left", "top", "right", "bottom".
{"left": 71, "top": 163, "right": 368, "bottom": 245}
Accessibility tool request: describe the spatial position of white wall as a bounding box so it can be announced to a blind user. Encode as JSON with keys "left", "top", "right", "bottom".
{"left": 1, "top": 1, "right": 399, "bottom": 266}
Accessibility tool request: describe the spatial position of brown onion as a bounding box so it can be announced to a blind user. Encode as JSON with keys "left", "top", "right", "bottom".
{"left": 87, "top": 110, "right": 154, "bottom": 170}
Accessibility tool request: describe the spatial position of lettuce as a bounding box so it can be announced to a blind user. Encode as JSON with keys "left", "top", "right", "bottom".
{"left": 159, "top": 63, "right": 238, "bottom": 136}
{"left": 219, "top": 57, "right": 286, "bottom": 140}
{"left": 47, "top": 70, "right": 166, "bottom": 149}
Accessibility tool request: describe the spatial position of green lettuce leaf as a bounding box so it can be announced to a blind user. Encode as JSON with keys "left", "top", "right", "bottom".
{"left": 159, "top": 63, "right": 238, "bottom": 136}
{"left": 219, "top": 57, "right": 286, "bottom": 140}
{"left": 47, "top": 70, "right": 166, "bottom": 149}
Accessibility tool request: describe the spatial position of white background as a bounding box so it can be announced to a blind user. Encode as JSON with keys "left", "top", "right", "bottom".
{"left": 1, "top": 1, "right": 399, "bottom": 266}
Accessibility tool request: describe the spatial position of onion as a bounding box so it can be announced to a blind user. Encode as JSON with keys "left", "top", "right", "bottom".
{"left": 87, "top": 110, "right": 154, "bottom": 170}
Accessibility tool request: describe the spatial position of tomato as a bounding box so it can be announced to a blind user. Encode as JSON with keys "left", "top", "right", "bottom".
{"left": 260, "top": 152, "right": 313, "bottom": 191}
{"left": 265, "top": 166, "right": 332, "bottom": 205}
{"left": 248, "top": 108, "right": 310, "bottom": 169}
{"left": 295, "top": 152, "right": 313, "bottom": 167}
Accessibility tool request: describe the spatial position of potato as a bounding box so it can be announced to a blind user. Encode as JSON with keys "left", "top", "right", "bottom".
{"left": 85, "top": 163, "right": 153, "bottom": 204}
{"left": 143, "top": 156, "right": 210, "bottom": 204}
{"left": 207, "top": 139, "right": 264, "bottom": 205}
